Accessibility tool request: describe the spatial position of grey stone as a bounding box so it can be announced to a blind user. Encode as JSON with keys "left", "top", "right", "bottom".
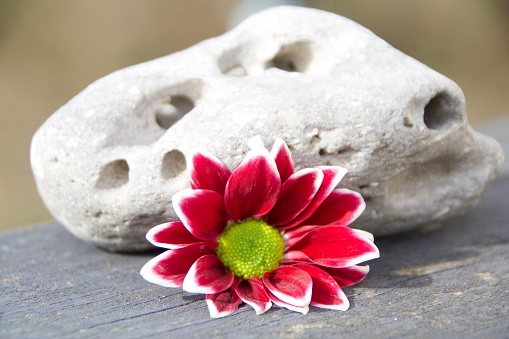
{"left": 30, "top": 6, "right": 504, "bottom": 252}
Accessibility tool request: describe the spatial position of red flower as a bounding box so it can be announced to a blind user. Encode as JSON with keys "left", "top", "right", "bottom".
{"left": 141, "top": 138, "right": 379, "bottom": 317}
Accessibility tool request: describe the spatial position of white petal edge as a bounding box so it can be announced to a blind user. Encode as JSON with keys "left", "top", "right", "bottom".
{"left": 269, "top": 137, "right": 285, "bottom": 157}
{"left": 140, "top": 251, "right": 182, "bottom": 288}
{"left": 246, "top": 300, "right": 272, "bottom": 315}
{"left": 350, "top": 264, "right": 370, "bottom": 275}
{"left": 352, "top": 229, "right": 375, "bottom": 242}
{"left": 145, "top": 222, "right": 184, "bottom": 249}
{"left": 268, "top": 284, "right": 312, "bottom": 308}
{"left": 342, "top": 236, "right": 380, "bottom": 267}
{"left": 312, "top": 288, "right": 350, "bottom": 311}
{"left": 336, "top": 188, "right": 366, "bottom": 224}
{"left": 206, "top": 298, "right": 237, "bottom": 318}
{"left": 247, "top": 135, "right": 265, "bottom": 150}
{"left": 187, "top": 148, "right": 220, "bottom": 174}
{"left": 171, "top": 189, "right": 198, "bottom": 231}
{"left": 271, "top": 298, "right": 309, "bottom": 315}
{"left": 270, "top": 168, "right": 323, "bottom": 224}
{"left": 315, "top": 166, "right": 348, "bottom": 187}
{"left": 182, "top": 256, "right": 232, "bottom": 294}
{"left": 264, "top": 269, "right": 312, "bottom": 307}
{"left": 187, "top": 149, "right": 231, "bottom": 191}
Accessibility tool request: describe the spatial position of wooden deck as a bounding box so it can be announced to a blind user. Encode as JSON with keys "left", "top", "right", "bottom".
{"left": 2, "top": 175, "right": 508, "bottom": 338}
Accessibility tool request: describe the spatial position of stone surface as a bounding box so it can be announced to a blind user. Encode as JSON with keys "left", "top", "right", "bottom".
{"left": 2, "top": 175, "right": 509, "bottom": 337}
{"left": 477, "top": 116, "right": 509, "bottom": 176}
{"left": 30, "top": 6, "right": 504, "bottom": 251}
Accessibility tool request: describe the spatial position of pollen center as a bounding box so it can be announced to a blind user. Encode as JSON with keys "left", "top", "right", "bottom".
{"left": 217, "top": 219, "right": 285, "bottom": 279}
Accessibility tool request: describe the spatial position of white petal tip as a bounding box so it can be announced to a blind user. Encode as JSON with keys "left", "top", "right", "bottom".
{"left": 297, "top": 305, "right": 309, "bottom": 315}
{"left": 272, "top": 300, "right": 310, "bottom": 315}
{"left": 206, "top": 300, "right": 233, "bottom": 318}
{"left": 140, "top": 260, "right": 180, "bottom": 288}
{"left": 312, "top": 298, "right": 350, "bottom": 311}
{"left": 145, "top": 221, "right": 193, "bottom": 250}
{"left": 253, "top": 303, "right": 272, "bottom": 315}
{"left": 353, "top": 229, "right": 375, "bottom": 242}
{"left": 145, "top": 222, "right": 170, "bottom": 245}
{"left": 248, "top": 136, "right": 265, "bottom": 150}
{"left": 182, "top": 276, "right": 216, "bottom": 295}
{"left": 357, "top": 264, "right": 370, "bottom": 274}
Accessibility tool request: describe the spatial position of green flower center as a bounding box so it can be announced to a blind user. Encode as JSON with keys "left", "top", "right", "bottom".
{"left": 217, "top": 219, "right": 285, "bottom": 279}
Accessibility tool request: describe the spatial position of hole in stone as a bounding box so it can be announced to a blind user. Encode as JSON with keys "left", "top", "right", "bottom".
{"left": 337, "top": 146, "right": 354, "bottom": 155}
{"left": 423, "top": 93, "right": 462, "bottom": 130}
{"left": 271, "top": 57, "right": 296, "bottom": 72}
{"left": 222, "top": 65, "right": 247, "bottom": 77}
{"left": 319, "top": 148, "right": 326, "bottom": 156}
{"left": 265, "top": 42, "right": 313, "bottom": 73}
{"left": 155, "top": 95, "right": 194, "bottom": 129}
{"left": 403, "top": 116, "right": 414, "bottom": 128}
{"left": 162, "top": 150, "right": 186, "bottom": 179}
{"left": 218, "top": 46, "right": 248, "bottom": 76}
{"left": 96, "top": 159, "right": 129, "bottom": 189}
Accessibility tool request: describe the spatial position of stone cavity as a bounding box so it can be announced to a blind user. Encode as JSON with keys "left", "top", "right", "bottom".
{"left": 31, "top": 6, "right": 504, "bottom": 252}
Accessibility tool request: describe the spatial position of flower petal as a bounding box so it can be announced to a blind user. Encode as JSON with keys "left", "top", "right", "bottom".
{"left": 282, "top": 250, "right": 312, "bottom": 264}
{"left": 283, "top": 225, "right": 319, "bottom": 248}
{"left": 320, "top": 265, "right": 370, "bottom": 287}
{"left": 268, "top": 168, "right": 323, "bottom": 226}
{"left": 270, "top": 138, "right": 294, "bottom": 183}
{"left": 173, "top": 189, "right": 227, "bottom": 241}
{"left": 284, "top": 226, "right": 375, "bottom": 249}
{"left": 182, "top": 255, "right": 234, "bottom": 294}
{"left": 140, "top": 244, "right": 216, "bottom": 287}
{"left": 264, "top": 286, "right": 309, "bottom": 314}
{"left": 287, "top": 225, "right": 379, "bottom": 268}
{"left": 146, "top": 221, "right": 202, "bottom": 249}
{"left": 206, "top": 288, "right": 242, "bottom": 318}
{"left": 300, "top": 188, "right": 366, "bottom": 226}
{"left": 189, "top": 150, "right": 231, "bottom": 195}
{"left": 353, "top": 229, "right": 374, "bottom": 242}
{"left": 283, "top": 167, "right": 348, "bottom": 228}
{"left": 234, "top": 278, "right": 272, "bottom": 315}
{"left": 294, "top": 263, "right": 349, "bottom": 311}
{"left": 225, "top": 147, "right": 281, "bottom": 221}
{"left": 262, "top": 266, "right": 312, "bottom": 307}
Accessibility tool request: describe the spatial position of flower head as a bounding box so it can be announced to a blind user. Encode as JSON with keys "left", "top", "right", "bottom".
{"left": 141, "top": 138, "right": 379, "bottom": 317}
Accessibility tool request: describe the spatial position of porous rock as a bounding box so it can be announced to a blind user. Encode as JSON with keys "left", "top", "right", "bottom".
{"left": 31, "top": 6, "right": 504, "bottom": 252}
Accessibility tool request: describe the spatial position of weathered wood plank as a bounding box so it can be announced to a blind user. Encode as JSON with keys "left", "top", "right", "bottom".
{"left": 2, "top": 176, "right": 509, "bottom": 338}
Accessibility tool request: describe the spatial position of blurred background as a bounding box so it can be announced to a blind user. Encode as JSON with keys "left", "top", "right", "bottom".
{"left": 1, "top": 0, "right": 508, "bottom": 233}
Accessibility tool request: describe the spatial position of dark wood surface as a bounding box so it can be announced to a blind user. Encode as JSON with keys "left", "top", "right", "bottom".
{"left": 2, "top": 176, "right": 509, "bottom": 338}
